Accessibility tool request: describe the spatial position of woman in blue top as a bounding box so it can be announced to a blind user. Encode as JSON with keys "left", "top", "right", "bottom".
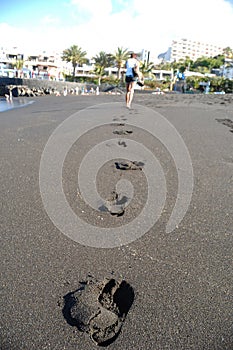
{"left": 125, "top": 52, "right": 141, "bottom": 109}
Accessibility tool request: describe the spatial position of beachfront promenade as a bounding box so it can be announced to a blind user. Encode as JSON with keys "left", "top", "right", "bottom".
{"left": 0, "top": 76, "right": 89, "bottom": 97}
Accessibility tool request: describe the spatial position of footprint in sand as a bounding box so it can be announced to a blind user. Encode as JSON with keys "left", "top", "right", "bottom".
{"left": 62, "top": 278, "right": 134, "bottom": 346}
{"left": 115, "top": 160, "right": 144, "bottom": 170}
{"left": 216, "top": 118, "right": 233, "bottom": 133}
{"left": 111, "top": 122, "right": 125, "bottom": 127}
{"left": 113, "top": 130, "right": 133, "bottom": 135}
{"left": 118, "top": 140, "right": 127, "bottom": 147}
{"left": 98, "top": 191, "right": 129, "bottom": 216}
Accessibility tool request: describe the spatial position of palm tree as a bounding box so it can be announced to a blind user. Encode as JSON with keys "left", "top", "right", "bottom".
{"left": 13, "top": 59, "right": 24, "bottom": 70}
{"left": 140, "top": 61, "right": 154, "bottom": 79}
{"left": 11, "top": 59, "right": 24, "bottom": 78}
{"left": 93, "top": 51, "right": 114, "bottom": 85}
{"left": 93, "top": 51, "right": 114, "bottom": 68}
{"left": 62, "top": 45, "right": 87, "bottom": 79}
{"left": 93, "top": 65, "right": 105, "bottom": 86}
{"left": 113, "top": 47, "right": 128, "bottom": 79}
{"left": 223, "top": 47, "right": 233, "bottom": 59}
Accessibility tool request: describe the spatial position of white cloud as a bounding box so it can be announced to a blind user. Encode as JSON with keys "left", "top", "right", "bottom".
{"left": 67, "top": 0, "right": 233, "bottom": 57}
{"left": 1, "top": 0, "right": 233, "bottom": 60}
{"left": 70, "top": 0, "right": 112, "bottom": 18}
{"left": 41, "top": 15, "right": 60, "bottom": 25}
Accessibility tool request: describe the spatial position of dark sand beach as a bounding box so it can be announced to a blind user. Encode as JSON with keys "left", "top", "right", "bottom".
{"left": 0, "top": 93, "right": 233, "bottom": 349}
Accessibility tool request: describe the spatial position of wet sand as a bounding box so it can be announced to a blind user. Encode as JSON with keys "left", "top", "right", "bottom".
{"left": 0, "top": 93, "right": 233, "bottom": 349}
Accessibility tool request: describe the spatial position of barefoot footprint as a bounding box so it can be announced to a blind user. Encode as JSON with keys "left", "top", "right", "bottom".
{"left": 62, "top": 278, "right": 134, "bottom": 346}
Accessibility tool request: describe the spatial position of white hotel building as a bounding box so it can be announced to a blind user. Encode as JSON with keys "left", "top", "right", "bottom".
{"left": 162, "top": 38, "right": 224, "bottom": 62}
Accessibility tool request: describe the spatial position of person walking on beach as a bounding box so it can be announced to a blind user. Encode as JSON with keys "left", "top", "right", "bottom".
{"left": 125, "top": 52, "right": 142, "bottom": 109}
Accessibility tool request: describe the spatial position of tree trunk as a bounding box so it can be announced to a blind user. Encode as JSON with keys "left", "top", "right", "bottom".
{"left": 117, "top": 67, "right": 121, "bottom": 80}
{"left": 73, "top": 64, "right": 76, "bottom": 80}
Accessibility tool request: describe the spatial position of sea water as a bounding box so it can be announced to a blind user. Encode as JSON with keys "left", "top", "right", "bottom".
{"left": 0, "top": 98, "right": 34, "bottom": 112}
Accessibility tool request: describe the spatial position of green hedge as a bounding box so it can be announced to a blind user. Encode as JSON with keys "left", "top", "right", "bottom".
{"left": 186, "top": 76, "right": 233, "bottom": 93}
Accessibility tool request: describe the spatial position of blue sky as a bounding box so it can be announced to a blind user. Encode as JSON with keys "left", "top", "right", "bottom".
{"left": 0, "top": 0, "right": 133, "bottom": 27}
{"left": 1, "top": 0, "right": 233, "bottom": 59}
{"left": 1, "top": 0, "right": 81, "bottom": 27}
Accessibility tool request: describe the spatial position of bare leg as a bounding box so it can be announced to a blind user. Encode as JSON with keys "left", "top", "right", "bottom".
{"left": 126, "top": 82, "right": 135, "bottom": 108}
{"left": 126, "top": 83, "right": 130, "bottom": 106}
{"left": 128, "top": 82, "right": 135, "bottom": 107}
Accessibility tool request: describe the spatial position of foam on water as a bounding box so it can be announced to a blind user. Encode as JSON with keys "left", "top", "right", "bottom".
{"left": 0, "top": 98, "right": 34, "bottom": 112}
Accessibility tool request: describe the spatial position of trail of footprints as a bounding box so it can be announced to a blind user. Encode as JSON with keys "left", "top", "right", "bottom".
{"left": 216, "top": 118, "right": 233, "bottom": 133}
{"left": 106, "top": 112, "right": 144, "bottom": 216}
{"left": 62, "top": 111, "right": 142, "bottom": 346}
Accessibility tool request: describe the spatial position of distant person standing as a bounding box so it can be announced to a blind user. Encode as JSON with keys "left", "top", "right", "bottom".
{"left": 125, "top": 52, "right": 142, "bottom": 109}
{"left": 63, "top": 86, "right": 68, "bottom": 96}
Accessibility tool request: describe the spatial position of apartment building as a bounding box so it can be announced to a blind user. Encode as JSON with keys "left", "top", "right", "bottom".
{"left": 159, "top": 38, "right": 224, "bottom": 62}
{"left": 24, "top": 53, "right": 62, "bottom": 79}
{"left": 0, "top": 47, "right": 24, "bottom": 66}
{"left": 0, "top": 46, "right": 70, "bottom": 79}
